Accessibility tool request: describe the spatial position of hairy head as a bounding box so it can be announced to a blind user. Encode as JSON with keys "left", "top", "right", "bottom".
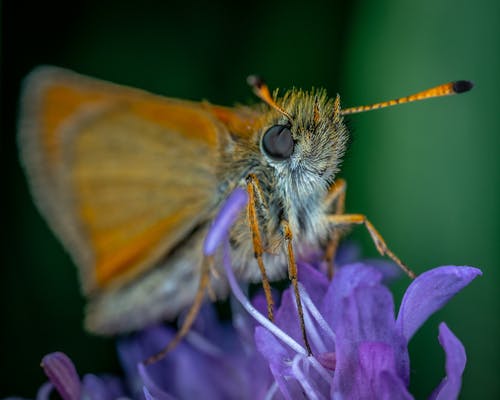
{"left": 259, "top": 89, "right": 349, "bottom": 195}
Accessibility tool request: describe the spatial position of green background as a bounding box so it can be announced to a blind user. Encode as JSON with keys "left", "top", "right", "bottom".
{"left": 2, "top": 0, "right": 499, "bottom": 398}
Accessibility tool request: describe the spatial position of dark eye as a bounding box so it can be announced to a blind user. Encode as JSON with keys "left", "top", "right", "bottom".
{"left": 261, "top": 124, "right": 294, "bottom": 161}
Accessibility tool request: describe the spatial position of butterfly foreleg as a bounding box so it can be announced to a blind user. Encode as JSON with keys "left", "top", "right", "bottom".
{"left": 246, "top": 173, "right": 274, "bottom": 321}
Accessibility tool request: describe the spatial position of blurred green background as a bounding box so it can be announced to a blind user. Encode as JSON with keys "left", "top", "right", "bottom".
{"left": 2, "top": 0, "right": 499, "bottom": 398}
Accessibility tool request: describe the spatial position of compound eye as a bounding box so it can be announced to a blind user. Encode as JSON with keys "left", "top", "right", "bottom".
{"left": 261, "top": 125, "right": 294, "bottom": 161}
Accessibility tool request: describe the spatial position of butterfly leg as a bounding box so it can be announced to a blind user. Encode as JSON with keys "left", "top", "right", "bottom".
{"left": 246, "top": 174, "right": 274, "bottom": 321}
{"left": 323, "top": 178, "right": 347, "bottom": 279}
{"left": 281, "top": 220, "right": 312, "bottom": 355}
{"left": 144, "top": 256, "right": 211, "bottom": 365}
{"left": 326, "top": 214, "right": 416, "bottom": 279}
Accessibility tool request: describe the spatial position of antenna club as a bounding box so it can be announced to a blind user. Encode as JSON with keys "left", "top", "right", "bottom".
{"left": 452, "top": 80, "right": 474, "bottom": 94}
{"left": 247, "top": 75, "right": 264, "bottom": 89}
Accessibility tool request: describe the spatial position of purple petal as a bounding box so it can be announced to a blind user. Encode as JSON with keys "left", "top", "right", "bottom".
{"left": 4, "top": 398, "right": 33, "bottom": 400}
{"left": 273, "top": 287, "right": 304, "bottom": 346}
{"left": 223, "top": 241, "right": 306, "bottom": 355}
{"left": 297, "top": 261, "right": 330, "bottom": 307}
{"left": 123, "top": 306, "right": 270, "bottom": 400}
{"left": 41, "top": 352, "right": 81, "bottom": 400}
{"left": 254, "top": 327, "right": 302, "bottom": 400}
{"left": 335, "top": 241, "right": 362, "bottom": 266}
{"left": 429, "top": 323, "right": 466, "bottom": 400}
{"left": 356, "top": 342, "right": 412, "bottom": 400}
{"left": 377, "top": 371, "right": 414, "bottom": 400}
{"left": 82, "top": 375, "right": 108, "bottom": 400}
{"left": 363, "top": 258, "right": 403, "bottom": 284}
{"left": 189, "top": 303, "right": 243, "bottom": 353}
{"left": 203, "top": 187, "right": 248, "bottom": 255}
{"left": 120, "top": 323, "right": 241, "bottom": 399}
{"left": 316, "top": 352, "right": 336, "bottom": 371}
{"left": 396, "top": 266, "right": 482, "bottom": 342}
{"left": 334, "top": 285, "right": 396, "bottom": 342}
{"left": 252, "top": 292, "right": 272, "bottom": 317}
{"left": 332, "top": 284, "right": 409, "bottom": 397}
{"left": 142, "top": 385, "right": 179, "bottom": 400}
{"left": 167, "top": 342, "right": 252, "bottom": 400}
{"left": 311, "top": 241, "right": 361, "bottom": 275}
{"left": 143, "top": 386, "right": 156, "bottom": 400}
{"left": 271, "top": 279, "right": 334, "bottom": 355}
{"left": 324, "top": 264, "right": 397, "bottom": 345}
{"left": 238, "top": 289, "right": 280, "bottom": 346}
{"left": 138, "top": 363, "right": 176, "bottom": 400}
{"left": 117, "top": 325, "right": 174, "bottom": 398}
{"left": 321, "top": 262, "right": 384, "bottom": 328}
{"left": 332, "top": 341, "right": 413, "bottom": 399}
{"left": 35, "top": 382, "right": 53, "bottom": 400}
{"left": 82, "top": 374, "right": 126, "bottom": 400}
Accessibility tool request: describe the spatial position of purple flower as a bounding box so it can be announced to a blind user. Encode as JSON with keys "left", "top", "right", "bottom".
{"left": 18, "top": 187, "right": 481, "bottom": 400}
{"left": 36, "top": 352, "right": 126, "bottom": 400}
{"left": 34, "top": 306, "right": 273, "bottom": 400}
{"left": 202, "top": 192, "right": 481, "bottom": 399}
{"left": 118, "top": 304, "right": 273, "bottom": 400}
{"left": 248, "top": 261, "right": 480, "bottom": 399}
{"left": 29, "top": 255, "right": 479, "bottom": 400}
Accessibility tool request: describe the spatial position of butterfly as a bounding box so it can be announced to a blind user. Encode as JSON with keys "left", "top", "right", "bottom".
{"left": 19, "top": 66, "right": 472, "bottom": 356}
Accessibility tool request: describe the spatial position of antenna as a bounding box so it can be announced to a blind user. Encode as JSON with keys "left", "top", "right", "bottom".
{"left": 341, "top": 81, "right": 474, "bottom": 115}
{"left": 247, "top": 75, "right": 293, "bottom": 121}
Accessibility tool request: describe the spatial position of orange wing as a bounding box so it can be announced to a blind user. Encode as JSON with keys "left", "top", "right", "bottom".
{"left": 204, "top": 103, "right": 265, "bottom": 140}
{"left": 19, "top": 66, "right": 242, "bottom": 294}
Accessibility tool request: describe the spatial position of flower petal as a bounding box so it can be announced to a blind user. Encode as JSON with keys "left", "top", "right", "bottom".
{"left": 142, "top": 385, "right": 178, "bottom": 400}
{"left": 143, "top": 386, "right": 156, "bottom": 400}
{"left": 121, "top": 311, "right": 271, "bottom": 400}
{"left": 41, "top": 352, "right": 81, "bottom": 400}
{"left": 377, "top": 370, "right": 414, "bottom": 400}
{"left": 335, "top": 242, "right": 362, "bottom": 266}
{"left": 297, "top": 261, "right": 330, "bottom": 307}
{"left": 117, "top": 325, "right": 174, "bottom": 398}
{"left": 203, "top": 187, "right": 248, "bottom": 255}
{"left": 332, "top": 341, "right": 413, "bottom": 400}
{"left": 223, "top": 241, "right": 306, "bottom": 356}
{"left": 363, "top": 259, "right": 403, "bottom": 285}
{"left": 332, "top": 283, "right": 409, "bottom": 398}
{"left": 316, "top": 352, "right": 336, "bottom": 371}
{"left": 138, "top": 362, "right": 177, "bottom": 400}
{"left": 273, "top": 287, "right": 304, "bottom": 346}
{"left": 254, "top": 326, "right": 303, "bottom": 400}
{"left": 358, "top": 342, "right": 412, "bottom": 400}
{"left": 325, "top": 264, "right": 397, "bottom": 346}
{"left": 396, "top": 266, "right": 482, "bottom": 342}
{"left": 321, "top": 263, "right": 384, "bottom": 329}
{"left": 336, "top": 285, "right": 396, "bottom": 342}
{"left": 429, "top": 323, "right": 467, "bottom": 400}
{"left": 170, "top": 342, "right": 256, "bottom": 400}
{"left": 35, "top": 382, "right": 53, "bottom": 400}
{"left": 82, "top": 374, "right": 127, "bottom": 400}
